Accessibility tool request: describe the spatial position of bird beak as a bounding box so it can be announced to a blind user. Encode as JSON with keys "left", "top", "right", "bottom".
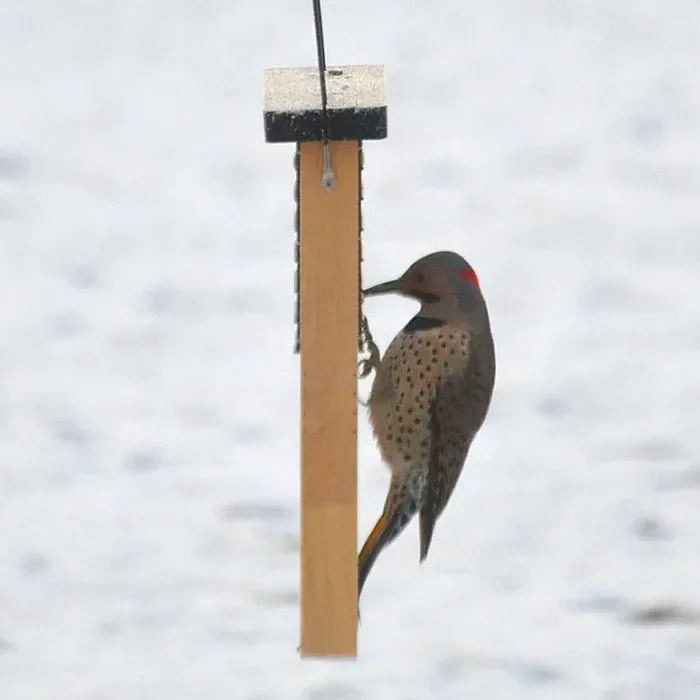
{"left": 363, "top": 279, "right": 400, "bottom": 297}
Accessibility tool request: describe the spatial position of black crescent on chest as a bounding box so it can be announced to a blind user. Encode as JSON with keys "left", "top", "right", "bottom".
{"left": 402, "top": 316, "right": 446, "bottom": 333}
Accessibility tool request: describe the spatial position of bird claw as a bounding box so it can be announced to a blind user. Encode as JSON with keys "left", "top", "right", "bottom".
{"left": 358, "top": 339, "right": 380, "bottom": 379}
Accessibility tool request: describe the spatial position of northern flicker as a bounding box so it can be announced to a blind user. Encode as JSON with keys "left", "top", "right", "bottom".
{"left": 358, "top": 251, "right": 496, "bottom": 601}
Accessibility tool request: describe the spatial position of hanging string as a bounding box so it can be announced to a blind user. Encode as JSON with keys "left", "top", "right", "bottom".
{"left": 312, "top": 0, "right": 336, "bottom": 191}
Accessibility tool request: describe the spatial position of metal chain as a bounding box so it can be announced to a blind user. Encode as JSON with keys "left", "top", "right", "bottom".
{"left": 358, "top": 315, "right": 380, "bottom": 379}
{"left": 356, "top": 142, "right": 380, "bottom": 379}
{"left": 293, "top": 144, "right": 301, "bottom": 354}
{"left": 292, "top": 141, "right": 380, "bottom": 378}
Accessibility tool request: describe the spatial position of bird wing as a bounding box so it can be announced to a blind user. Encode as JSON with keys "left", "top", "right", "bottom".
{"left": 418, "top": 382, "right": 442, "bottom": 562}
{"left": 419, "top": 348, "right": 476, "bottom": 562}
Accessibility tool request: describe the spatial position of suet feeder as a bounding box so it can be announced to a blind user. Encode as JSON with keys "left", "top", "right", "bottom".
{"left": 263, "top": 50, "right": 387, "bottom": 657}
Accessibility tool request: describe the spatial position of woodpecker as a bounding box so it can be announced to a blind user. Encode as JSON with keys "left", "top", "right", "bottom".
{"left": 359, "top": 251, "right": 496, "bottom": 601}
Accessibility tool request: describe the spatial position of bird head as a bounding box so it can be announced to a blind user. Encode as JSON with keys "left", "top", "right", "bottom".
{"left": 363, "top": 251, "right": 482, "bottom": 307}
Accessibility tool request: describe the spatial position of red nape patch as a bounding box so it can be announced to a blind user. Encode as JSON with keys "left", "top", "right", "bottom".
{"left": 459, "top": 267, "right": 480, "bottom": 289}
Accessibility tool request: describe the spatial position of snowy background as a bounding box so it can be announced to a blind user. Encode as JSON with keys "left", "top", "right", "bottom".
{"left": 1, "top": 0, "right": 700, "bottom": 698}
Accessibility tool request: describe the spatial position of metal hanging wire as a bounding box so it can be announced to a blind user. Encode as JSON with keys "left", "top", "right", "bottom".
{"left": 312, "top": 0, "right": 336, "bottom": 191}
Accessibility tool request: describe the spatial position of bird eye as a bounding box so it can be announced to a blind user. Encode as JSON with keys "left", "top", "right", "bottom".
{"left": 415, "top": 272, "right": 426, "bottom": 284}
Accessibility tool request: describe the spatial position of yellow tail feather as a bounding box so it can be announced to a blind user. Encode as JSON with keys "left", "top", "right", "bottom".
{"left": 358, "top": 510, "right": 391, "bottom": 598}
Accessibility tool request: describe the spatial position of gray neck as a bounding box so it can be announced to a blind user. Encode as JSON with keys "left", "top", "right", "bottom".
{"left": 419, "top": 288, "right": 490, "bottom": 332}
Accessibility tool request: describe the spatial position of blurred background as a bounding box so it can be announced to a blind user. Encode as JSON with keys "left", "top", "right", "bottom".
{"left": 1, "top": 0, "right": 699, "bottom": 698}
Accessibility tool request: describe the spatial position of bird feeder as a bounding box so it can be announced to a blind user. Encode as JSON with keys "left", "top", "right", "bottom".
{"left": 263, "top": 64, "right": 387, "bottom": 657}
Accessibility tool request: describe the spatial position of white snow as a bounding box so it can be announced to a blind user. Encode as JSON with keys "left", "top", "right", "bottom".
{"left": 1, "top": 0, "right": 700, "bottom": 698}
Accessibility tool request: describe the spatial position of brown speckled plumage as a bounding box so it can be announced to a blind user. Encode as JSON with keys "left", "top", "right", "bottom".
{"left": 358, "top": 252, "right": 496, "bottom": 603}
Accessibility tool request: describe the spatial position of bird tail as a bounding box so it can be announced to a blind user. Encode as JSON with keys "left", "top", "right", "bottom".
{"left": 358, "top": 510, "right": 392, "bottom": 599}
{"left": 358, "top": 494, "right": 418, "bottom": 599}
{"left": 418, "top": 510, "right": 436, "bottom": 563}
